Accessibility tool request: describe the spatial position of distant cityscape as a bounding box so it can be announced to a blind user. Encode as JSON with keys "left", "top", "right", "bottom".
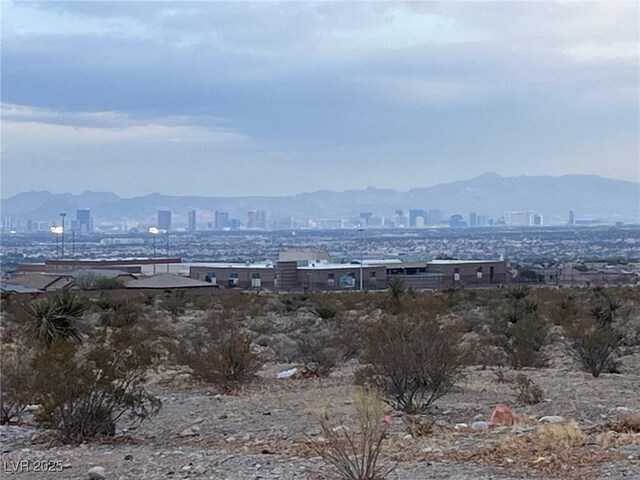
{"left": 0, "top": 207, "right": 618, "bottom": 235}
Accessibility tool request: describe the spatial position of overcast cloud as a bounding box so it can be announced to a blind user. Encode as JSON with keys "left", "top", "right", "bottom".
{"left": 1, "top": 1, "right": 638, "bottom": 197}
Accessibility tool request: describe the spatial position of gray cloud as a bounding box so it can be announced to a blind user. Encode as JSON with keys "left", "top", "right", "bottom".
{"left": 1, "top": 1, "right": 638, "bottom": 197}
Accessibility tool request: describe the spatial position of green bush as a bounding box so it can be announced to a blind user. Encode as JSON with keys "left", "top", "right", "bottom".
{"left": 23, "top": 289, "right": 87, "bottom": 347}
{"left": 490, "top": 289, "right": 549, "bottom": 368}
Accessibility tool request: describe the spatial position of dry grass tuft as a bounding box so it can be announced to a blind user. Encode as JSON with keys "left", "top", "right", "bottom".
{"left": 607, "top": 414, "right": 640, "bottom": 433}
{"left": 451, "top": 421, "right": 620, "bottom": 479}
{"left": 310, "top": 389, "right": 395, "bottom": 480}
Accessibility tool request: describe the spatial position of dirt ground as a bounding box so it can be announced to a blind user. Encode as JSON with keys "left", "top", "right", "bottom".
{"left": 2, "top": 354, "right": 639, "bottom": 480}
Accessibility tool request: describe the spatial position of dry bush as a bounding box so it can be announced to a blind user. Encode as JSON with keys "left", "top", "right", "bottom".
{"left": 294, "top": 324, "right": 341, "bottom": 377}
{"left": 163, "top": 289, "right": 187, "bottom": 315}
{"left": 0, "top": 344, "right": 35, "bottom": 425}
{"left": 310, "top": 389, "right": 394, "bottom": 480}
{"left": 31, "top": 328, "right": 160, "bottom": 441}
{"left": 313, "top": 302, "right": 338, "bottom": 321}
{"left": 359, "top": 315, "right": 463, "bottom": 413}
{"left": 564, "top": 291, "right": 629, "bottom": 377}
{"left": 508, "top": 374, "right": 544, "bottom": 405}
{"left": 99, "top": 297, "right": 140, "bottom": 328}
{"left": 566, "top": 320, "right": 623, "bottom": 377}
{"left": 454, "top": 421, "right": 618, "bottom": 480}
{"left": 403, "top": 415, "right": 434, "bottom": 437}
{"left": 172, "top": 312, "right": 261, "bottom": 391}
{"left": 607, "top": 414, "right": 640, "bottom": 433}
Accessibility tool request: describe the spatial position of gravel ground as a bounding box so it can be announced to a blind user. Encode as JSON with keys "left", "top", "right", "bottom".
{"left": 2, "top": 357, "right": 640, "bottom": 480}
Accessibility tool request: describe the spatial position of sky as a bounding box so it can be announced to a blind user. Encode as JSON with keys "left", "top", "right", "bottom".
{"left": 1, "top": 1, "right": 639, "bottom": 198}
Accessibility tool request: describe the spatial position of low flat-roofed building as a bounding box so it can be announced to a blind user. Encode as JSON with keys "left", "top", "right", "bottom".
{"left": 189, "top": 262, "right": 276, "bottom": 289}
{"left": 188, "top": 257, "right": 507, "bottom": 291}
{"left": 426, "top": 259, "right": 508, "bottom": 287}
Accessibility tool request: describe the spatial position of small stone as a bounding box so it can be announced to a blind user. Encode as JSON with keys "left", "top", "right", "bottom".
{"left": 403, "top": 433, "right": 413, "bottom": 440}
{"left": 471, "top": 421, "right": 489, "bottom": 430}
{"left": 490, "top": 405, "right": 515, "bottom": 426}
{"left": 170, "top": 449, "right": 185, "bottom": 456}
{"left": 454, "top": 423, "right": 468, "bottom": 430}
{"left": 124, "top": 455, "right": 133, "bottom": 461}
{"left": 88, "top": 466, "right": 106, "bottom": 480}
{"left": 193, "top": 466, "right": 207, "bottom": 474}
{"left": 539, "top": 415, "right": 564, "bottom": 424}
{"left": 178, "top": 426, "right": 200, "bottom": 437}
{"left": 180, "top": 465, "right": 191, "bottom": 472}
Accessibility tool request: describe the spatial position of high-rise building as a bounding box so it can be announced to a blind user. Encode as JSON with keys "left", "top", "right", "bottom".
{"left": 188, "top": 210, "right": 197, "bottom": 232}
{"left": 449, "top": 214, "right": 465, "bottom": 228}
{"left": 568, "top": 210, "right": 575, "bottom": 226}
{"left": 359, "top": 212, "right": 372, "bottom": 227}
{"left": 76, "top": 208, "right": 92, "bottom": 233}
{"left": 510, "top": 212, "right": 534, "bottom": 226}
{"left": 469, "top": 212, "right": 477, "bottom": 227}
{"left": 409, "top": 209, "right": 424, "bottom": 228}
{"left": 215, "top": 211, "right": 229, "bottom": 230}
{"left": 247, "top": 210, "right": 266, "bottom": 229}
{"left": 533, "top": 214, "right": 543, "bottom": 226}
{"left": 158, "top": 210, "right": 172, "bottom": 231}
{"left": 427, "top": 209, "right": 443, "bottom": 225}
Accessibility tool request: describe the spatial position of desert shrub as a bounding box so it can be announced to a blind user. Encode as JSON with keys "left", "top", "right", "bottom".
{"left": 359, "top": 315, "right": 463, "bottom": 413}
{"left": 281, "top": 293, "right": 310, "bottom": 313}
{"left": 566, "top": 320, "right": 623, "bottom": 377}
{"left": 403, "top": 414, "right": 434, "bottom": 437}
{"left": 508, "top": 374, "right": 544, "bottom": 405}
{"left": 23, "top": 289, "right": 87, "bottom": 347}
{"left": 293, "top": 320, "right": 342, "bottom": 376}
{"left": 94, "top": 276, "right": 124, "bottom": 290}
{"left": 387, "top": 278, "right": 405, "bottom": 313}
{"left": 313, "top": 302, "right": 337, "bottom": 321}
{"left": 489, "top": 289, "right": 549, "bottom": 368}
{"left": 0, "top": 344, "right": 35, "bottom": 425}
{"left": 565, "top": 291, "right": 626, "bottom": 377}
{"left": 173, "top": 312, "right": 261, "bottom": 391}
{"left": 31, "top": 328, "right": 160, "bottom": 441}
{"left": 99, "top": 298, "right": 140, "bottom": 328}
{"left": 311, "top": 389, "right": 394, "bottom": 480}
{"left": 75, "top": 273, "right": 124, "bottom": 290}
{"left": 163, "top": 289, "right": 186, "bottom": 315}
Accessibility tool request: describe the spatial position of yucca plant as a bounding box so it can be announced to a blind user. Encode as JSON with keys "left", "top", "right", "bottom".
{"left": 24, "top": 289, "right": 87, "bottom": 347}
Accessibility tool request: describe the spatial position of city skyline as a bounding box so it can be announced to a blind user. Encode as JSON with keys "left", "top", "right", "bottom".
{"left": 1, "top": 1, "right": 638, "bottom": 197}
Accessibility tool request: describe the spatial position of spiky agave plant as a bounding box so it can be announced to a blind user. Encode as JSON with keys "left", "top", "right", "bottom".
{"left": 24, "top": 289, "right": 87, "bottom": 347}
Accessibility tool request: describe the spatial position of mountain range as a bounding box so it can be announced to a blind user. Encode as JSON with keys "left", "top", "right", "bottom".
{"left": 2, "top": 173, "right": 639, "bottom": 225}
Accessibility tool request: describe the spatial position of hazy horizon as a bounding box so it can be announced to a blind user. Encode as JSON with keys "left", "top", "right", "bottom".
{"left": 2, "top": 1, "right": 639, "bottom": 198}
{"left": 3, "top": 171, "right": 640, "bottom": 201}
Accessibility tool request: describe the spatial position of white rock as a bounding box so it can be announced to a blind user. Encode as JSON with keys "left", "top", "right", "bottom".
{"left": 179, "top": 426, "right": 201, "bottom": 437}
{"left": 454, "top": 423, "right": 468, "bottom": 430}
{"left": 331, "top": 425, "right": 350, "bottom": 433}
{"left": 88, "top": 466, "right": 106, "bottom": 480}
{"left": 539, "top": 415, "right": 564, "bottom": 424}
{"left": 277, "top": 368, "right": 298, "bottom": 379}
{"left": 471, "top": 421, "right": 489, "bottom": 430}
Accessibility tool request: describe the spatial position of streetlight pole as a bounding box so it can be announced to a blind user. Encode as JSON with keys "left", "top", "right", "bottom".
{"left": 149, "top": 226, "right": 159, "bottom": 275}
{"left": 59, "top": 213, "right": 66, "bottom": 260}
{"left": 358, "top": 228, "right": 364, "bottom": 291}
{"left": 166, "top": 231, "right": 170, "bottom": 273}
